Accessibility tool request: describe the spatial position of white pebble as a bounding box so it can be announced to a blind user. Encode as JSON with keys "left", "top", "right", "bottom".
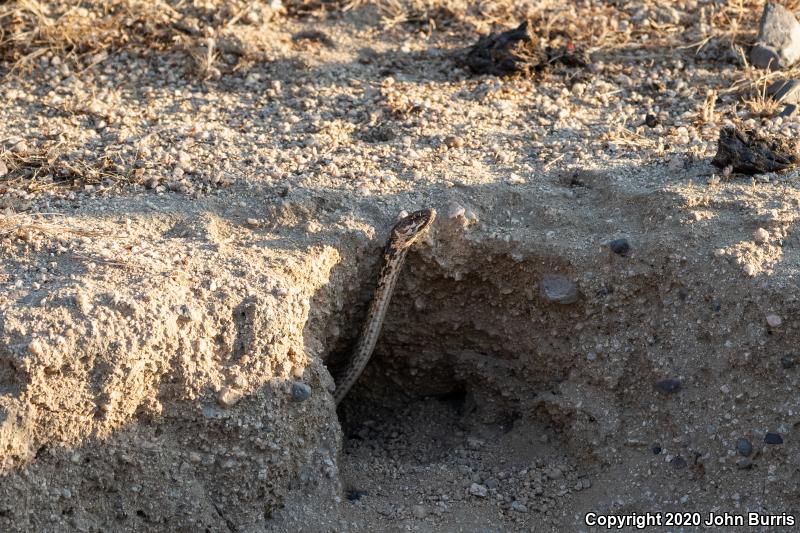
{"left": 446, "top": 202, "right": 466, "bottom": 219}
{"left": 469, "top": 483, "right": 488, "bottom": 498}
{"left": 217, "top": 386, "right": 243, "bottom": 408}
{"left": 766, "top": 314, "right": 783, "bottom": 328}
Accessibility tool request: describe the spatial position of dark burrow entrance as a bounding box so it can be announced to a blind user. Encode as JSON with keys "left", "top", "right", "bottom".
{"left": 329, "top": 246, "right": 603, "bottom": 529}
{"left": 319, "top": 222, "right": 800, "bottom": 530}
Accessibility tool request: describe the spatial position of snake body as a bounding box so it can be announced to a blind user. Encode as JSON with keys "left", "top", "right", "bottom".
{"left": 334, "top": 208, "right": 436, "bottom": 405}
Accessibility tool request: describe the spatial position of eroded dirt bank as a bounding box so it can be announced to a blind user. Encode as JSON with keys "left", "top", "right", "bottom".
{"left": 4, "top": 0, "right": 800, "bottom": 531}
{"left": 2, "top": 167, "right": 800, "bottom": 531}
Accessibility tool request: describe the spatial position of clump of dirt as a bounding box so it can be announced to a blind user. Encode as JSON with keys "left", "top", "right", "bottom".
{"left": 712, "top": 126, "right": 799, "bottom": 175}
{"left": 463, "top": 20, "right": 588, "bottom": 76}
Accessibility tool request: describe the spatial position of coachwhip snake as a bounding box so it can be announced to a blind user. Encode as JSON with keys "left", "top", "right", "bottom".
{"left": 334, "top": 208, "right": 436, "bottom": 404}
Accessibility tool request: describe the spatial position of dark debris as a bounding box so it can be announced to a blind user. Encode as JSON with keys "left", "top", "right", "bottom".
{"left": 712, "top": 126, "right": 798, "bottom": 175}
{"left": 464, "top": 21, "right": 587, "bottom": 76}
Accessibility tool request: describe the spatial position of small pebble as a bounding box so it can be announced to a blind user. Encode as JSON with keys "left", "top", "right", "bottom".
{"left": 754, "top": 228, "right": 770, "bottom": 243}
{"left": 670, "top": 455, "right": 687, "bottom": 469}
{"left": 178, "top": 304, "right": 201, "bottom": 323}
{"left": 645, "top": 113, "right": 659, "bottom": 128}
{"left": 766, "top": 314, "right": 783, "bottom": 328}
{"left": 546, "top": 467, "right": 563, "bottom": 480}
{"left": 781, "top": 103, "right": 798, "bottom": 117}
{"left": 411, "top": 505, "right": 428, "bottom": 519}
{"left": 781, "top": 355, "right": 796, "bottom": 369}
{"left": 609, "top": 238, "right": 630, "bottom": 256}
{"left": 347, "top": 489, "right": 368, "bottom": 501}
{"left": 652, "top": 443, "right": 662, "bottom": 455}
{"left": 291, "top": 381, "right": 312, "bottom": 402}
{"left": 0, "top": 160, "right": 7, "bottom": 178}
{"left": 736, "top": 437, "right": 753, "bottom": 457}
{"left": 217, "top": 386, "right": 243, "bottom": 408}
{"left": 655, "top": 378, "right": 681, "bottom": 394}
{"left": 764, "top": 432, "right": 784, "bottom": 445}
{"left": 469, "top": 483, "right": 488, "bottom": 498}
{"left": 511, "top": 501, "right": 528, "bottom": 513}
{"left": 446, "top": 202, "right": 466, "bottom": 219}
{"left": 28, "top": 339, "right": 44, "bottom": 357}
{"left": 443, "top": 135, "right": 464, "bottom": 148}
{"left": 540, "top": 274, "right": 579, "bottom": 304}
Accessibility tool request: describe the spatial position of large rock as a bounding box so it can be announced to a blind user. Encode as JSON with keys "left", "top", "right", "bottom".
{"left": 750, "top": 3, "right": 800, "bottom": 70}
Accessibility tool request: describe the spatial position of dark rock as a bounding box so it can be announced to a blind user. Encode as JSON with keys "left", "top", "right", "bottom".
{"left": 780, "top": 103, "right": 798, "bottom": 117}
{"left": 609, "top": 238, "right": 630, "bottom": 256}
{"left": 291, "top": 381, "right": 312, "bottom": 402}
{"left": 347, "top": 489, "right": 368, "bottom": 501}
{"left": 670, "top": 455, "right": 687, "bottom": 469}
{"left": 652, "top": 443, "right": 662, "bottom": 455}
{"left": 655, "top": 379, "right": 682, "bottom": 394}
{"left": 781, "top": 355, "right": 796, "bottom": 369}
{"left": 767, "top": 79, "right": 800, "bottom": 103}
{"left": 765, "top": 432, "right": 784, "bottom": 444}
{"left": 736, "top": 437, "right": 753, "bottom": 457}
{"left": 751, "top": 45, "right": 781, "bottom": 70}
{"left": 751, "top": 3, "right": 800, "bottom": 70}
{"left": 645, "top": 113, "right": 659, "bottom": 128}
{"left": 711, "top": 126, "right": 798, "bottom": 175}
{"left": 465, "top": 21, "right": 543, "bottom": 76}
{"left": 464, "top": 21, "right": 588, "bottom": 76}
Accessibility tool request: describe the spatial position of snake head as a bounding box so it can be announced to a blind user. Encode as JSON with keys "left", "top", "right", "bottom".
{"left": 390, "top": 208, "right": 437, "bottom": 249}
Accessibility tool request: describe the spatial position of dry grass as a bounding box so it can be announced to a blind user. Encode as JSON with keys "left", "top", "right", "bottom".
{"left": 0, "top": 145, "right": 134, "bottom": 193}
{"left": 0, "top": 0, "right": 263, "bottom": 77}
{"left": 0, "top": 213, "right": 105, "bottom": 241}
{"left": 0, "top": 1, "right": 785, "bottom": 74}
{"left": 1, "top": 1, "right": 172, "bottom": 75}
{"left": 743, "top": 79, "right": 783, "bottom": 117}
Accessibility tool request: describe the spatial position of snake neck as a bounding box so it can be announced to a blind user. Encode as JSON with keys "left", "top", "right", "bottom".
{"left": 334, "top": 246, "right": 410, "bottom": 404}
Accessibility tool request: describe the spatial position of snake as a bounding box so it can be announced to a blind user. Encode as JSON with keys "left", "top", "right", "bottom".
{"left": 334, "top": 208, "right": 437, "bottom": 405}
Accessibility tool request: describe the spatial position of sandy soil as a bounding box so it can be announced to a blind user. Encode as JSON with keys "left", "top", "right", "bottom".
{"left": 2, "top": 1, "right": 800, "bottom": 531}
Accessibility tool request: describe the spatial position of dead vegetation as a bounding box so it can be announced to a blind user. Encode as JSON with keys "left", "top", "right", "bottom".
{"left": 1, "top": 0, "right": 800, "bottom": 197}
{"left": 0, "top": 213, "right": 104, "bottom": 241}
